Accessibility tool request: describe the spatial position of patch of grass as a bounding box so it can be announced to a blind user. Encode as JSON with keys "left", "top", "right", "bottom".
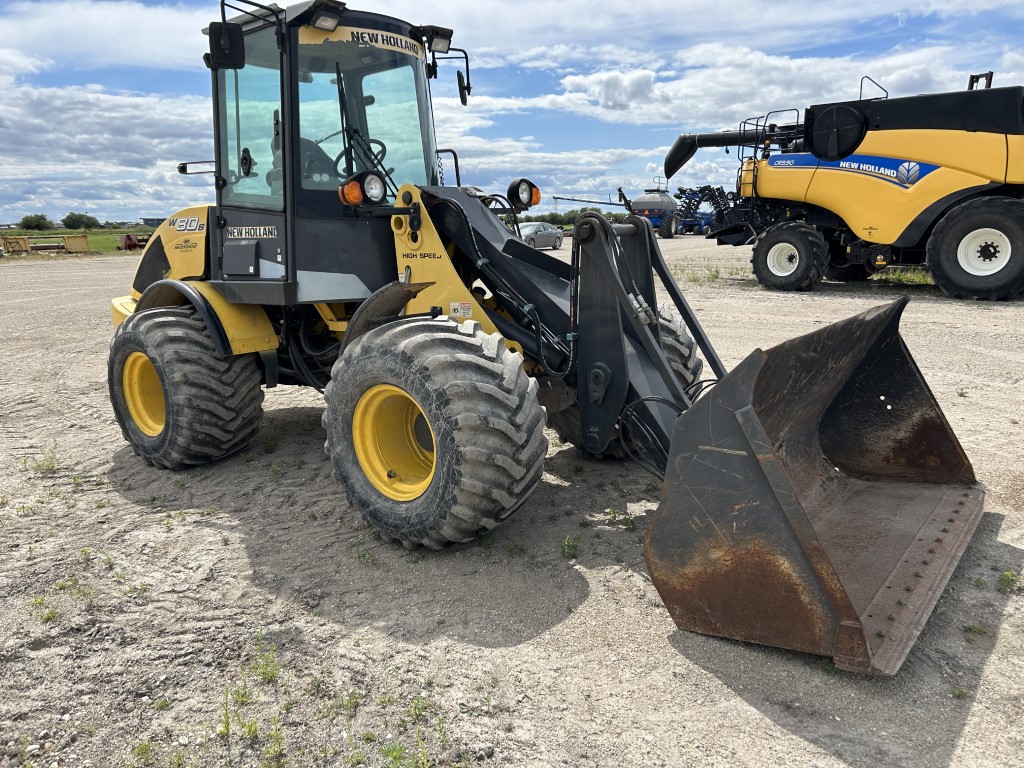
{"left": 872, "top": 267, "right": 935, "bottom": 286}
{"left": 238, "top": 717, "right": 259, "bottom": 742}
{"left": 603, "top": 507, "right": 635, "bottom": 529}
{"left": 355, "top": 548, "right": 377, "bottom": 566}
{"left": 951, "top": 686, "right": 970, "bottom": 699}
{"left": 956, "top": 388, "right": 969, "bottom": 398}
{"left": 231, "top": 684, "right": 254, "bottom": 706}
{"left": 31, "top": 443, "right": 59, "bottom": 473}
{"left": 560, "top": 536, "right": 578, "bottom": 559}
{"left": 132, "top": 741, "right": 155, "bottom": 765}
{"left": 101, "top": 552, "right": 114, "bottom": 570}
{"left": 41, "top": 609, "right": 59, "bottom": 624}
{"left": 997, "top": 569, "right": 1021, "bottom": 594}
{"left": 263, "top": 714, "right": 285, "bottom": 764}
{"left": 505, "top": 543, "right": 527, "bottom": 558}
{"left": 71, "top": 474, "right": 83, "bottom": 490}
{"left": 971, "top": 577, "right": 987, "bottom": 588}
{"left": 962, "top": 623, "right": 988, "bottom": 636}
{"left": 155, "top": 698, "right": 172, "bottom": 711}
{"left": 80, "top": 547, "right": 92, "bottom": 565}
{"left": 250, "top": 634, "right": 281, "bottom": 684}
{"left": 217, "top": 691, "right": 231, "bottom": 738}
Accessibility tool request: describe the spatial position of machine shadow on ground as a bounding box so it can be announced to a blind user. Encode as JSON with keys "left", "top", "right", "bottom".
{"left": 108, "top": 405, "right": 665, "bottom": 651}
{"left": 664, "top": 510, "right": 1022, "bottom": 768}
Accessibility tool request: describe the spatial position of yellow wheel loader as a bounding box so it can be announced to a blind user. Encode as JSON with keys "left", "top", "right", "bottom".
{"left": 109, "top": 0, "right": 985, "bottom": 675}
{"left": 665, "top": 75, "right": 1024, "bottom": 299}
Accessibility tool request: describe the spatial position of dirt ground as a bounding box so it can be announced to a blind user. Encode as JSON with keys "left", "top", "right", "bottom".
{"left": 1, "top": 239, "right": 1022, "bottom": 768}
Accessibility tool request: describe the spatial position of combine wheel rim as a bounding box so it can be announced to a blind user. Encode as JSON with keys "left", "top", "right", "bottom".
{"left": 122, "top": 351, "right": 165, "bottom": 437}
{"left": 766, "top": 242, "right": 800, "bottom": 277}
{"left": 353, "top": 384, "right": 436, "bottom": 501}
{"left": 956, "top": 227, "right": 1011, "bottom": 276}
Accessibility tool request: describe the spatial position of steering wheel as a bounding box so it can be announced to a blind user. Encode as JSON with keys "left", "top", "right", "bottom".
{"left": 334, "top": 138, "right": 387, "bottom": 176}
{"left": 299, "top": 138, "right": 337, "bottom": 181}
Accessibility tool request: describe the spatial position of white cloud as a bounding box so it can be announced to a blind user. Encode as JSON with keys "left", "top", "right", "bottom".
{"left": 3, "top": 0, "right": 1024, "bottom": 220}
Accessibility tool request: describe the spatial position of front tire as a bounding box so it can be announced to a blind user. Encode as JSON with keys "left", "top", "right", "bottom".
{"left": 108, "top": 306, "right": 264, "bottom": 469}
{"left": 926, "top": 196, "right": 1024, "bottom": 300}
{"left": 751, "top": 221, "right": 826, "bottom": 291}
{"left": 323, "top": 317, "right": 548, "bottom": 549}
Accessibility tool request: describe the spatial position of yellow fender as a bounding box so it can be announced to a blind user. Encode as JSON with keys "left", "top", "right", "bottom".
{"left": 110, "top": 280, "right": 277, "bottom": 358}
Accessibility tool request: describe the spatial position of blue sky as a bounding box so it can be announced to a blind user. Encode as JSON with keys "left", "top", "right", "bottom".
{"left": 2, "top": 0, "right": 1024, "bottom": 223}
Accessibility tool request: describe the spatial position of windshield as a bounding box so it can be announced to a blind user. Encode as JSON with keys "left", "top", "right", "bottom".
{"left": 296, "top": 25, "right": 438, "bottom": 195}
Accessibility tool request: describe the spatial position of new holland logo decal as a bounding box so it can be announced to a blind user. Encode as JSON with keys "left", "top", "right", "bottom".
{"left": 767, "top": 154, "right": 938, "bottom": 188}
{"left": 226, "top": 226, "right": 278, "bottom": 239}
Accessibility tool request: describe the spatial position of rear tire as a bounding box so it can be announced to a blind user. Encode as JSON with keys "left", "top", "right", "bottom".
{"left": 658, "top": 217, "right": 676, "bottom": 239}
{"left": 552, "top": 237, "right": 562, "bottom": 250}
{"left": 751, "top": 221, "right": 826, "bottom": 291}
{"left": 926, "top": 196, "right": 1024, "bottom": 300}
{"left": 108, "top": 306, "right": 264, "bottom": 469}
{"left": 323, "top": 317, "right": 547, "bottom": 549}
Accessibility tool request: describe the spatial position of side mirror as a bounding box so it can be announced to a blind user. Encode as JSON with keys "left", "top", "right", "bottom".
{"left": 457, "top": 70, "right": 470, "bottom": 106}
{"left": 207, "top": 22, "right": 245, "bottom": 70}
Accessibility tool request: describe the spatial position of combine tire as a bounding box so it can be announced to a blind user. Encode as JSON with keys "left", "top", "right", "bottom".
{"left": 751, "top": 221, "right": 827, "bottom": 291}
{"left": 926, "top": 196, "right": 1024, "bottom": 300}
{"left": 108, "top": 306, "right": 264, "bottom": 469}
{"left": 548, "top": 307, "right": 702, "bottom": 457}
{"left": 323, "top": 317, "right": 547, "bottom": 549}
{"left": 658, "top": 217, "right": 676, "bottom": 239}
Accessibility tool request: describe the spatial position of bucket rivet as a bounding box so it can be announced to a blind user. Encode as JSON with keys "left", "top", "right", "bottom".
{"left": 876, "top": 631, "right": 885, "bottom": 638}
{"left": 904, "top": 586, "right": 914, "bottom": 592}
{"left": 941, "top": 527, "right": 949, "bottom": 533}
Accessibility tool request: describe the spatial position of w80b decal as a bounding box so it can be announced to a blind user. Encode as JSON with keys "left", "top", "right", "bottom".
{"left": 168, "top": 216, "right": 205, "bottom": 232}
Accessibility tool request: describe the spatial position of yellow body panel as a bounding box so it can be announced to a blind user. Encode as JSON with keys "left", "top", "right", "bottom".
{"left": 391, "top": 185, "right": 520, "bottom": 353}
{"left": 751, "top": 159, "right": 814, "bottom": 202}
{"left": 111, "top": 296, "right": 135, "bottom": 327}
{"left": 751, "top": 128, "right": 1012, "bottom": 244}
{"left": 1007, "top": 135, "right": 1024, "bottom": 184}
{"left": 157, "top": 205, "right": 210, "bottom": 280}
{"left": 186, "top": 282, "right": 278, "bottom": 354}
{"left": 110, "top": 283, "right": 277, "bottom": 356}
{"left": 856, "top": 130, "right": 1007, "bottom": 181}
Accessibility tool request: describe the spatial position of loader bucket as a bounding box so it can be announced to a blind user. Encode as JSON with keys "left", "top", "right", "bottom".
{"left": 645, "top": 297, "right": 985, "bottom": 675}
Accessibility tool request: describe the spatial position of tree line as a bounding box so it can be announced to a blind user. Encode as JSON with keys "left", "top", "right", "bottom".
{"left": 16, "top": 212, "right": 102, "bottom": 230}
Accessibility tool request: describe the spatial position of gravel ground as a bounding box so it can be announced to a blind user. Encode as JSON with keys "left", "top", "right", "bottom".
{"left": 0, "top": 237, "right": 1021, "bottom": 768}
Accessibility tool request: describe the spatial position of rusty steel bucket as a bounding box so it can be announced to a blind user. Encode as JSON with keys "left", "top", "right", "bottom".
{"left": 645, "top": 297, "right": 986, "bottom": 675}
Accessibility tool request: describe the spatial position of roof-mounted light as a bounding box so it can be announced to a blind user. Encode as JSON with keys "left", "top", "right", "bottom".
{"left": 311, "top": 8, "right": 340, "bottom": 32}
{"left": 421, "top": 25, "right": 453, "bottom": 54}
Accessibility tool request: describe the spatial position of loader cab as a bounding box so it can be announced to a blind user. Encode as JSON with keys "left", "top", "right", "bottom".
{"left": 205, "top": 1, "right": 443, "bottom": 306}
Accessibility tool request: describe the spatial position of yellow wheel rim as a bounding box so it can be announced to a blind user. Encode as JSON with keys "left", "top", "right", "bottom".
{"left": 123, "top": 351, "right": 165, "bottom": 437}
{"left": 353, "top": 384, "right": 436, "bottom": 501}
